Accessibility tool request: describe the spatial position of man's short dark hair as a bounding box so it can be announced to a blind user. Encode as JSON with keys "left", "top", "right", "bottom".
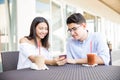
{"left": 66, "top": 13, "right": 86, "bottom": 24}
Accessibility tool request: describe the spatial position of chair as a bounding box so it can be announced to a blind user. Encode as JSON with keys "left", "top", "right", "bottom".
{"left": 107, "top": 42, "right": 112, "bottom": 65}
{"left": 1, "top": 51, "right": 19, "bottom": 72}
{"left": 109, "top": 50, "right": 112, "bottom": 65}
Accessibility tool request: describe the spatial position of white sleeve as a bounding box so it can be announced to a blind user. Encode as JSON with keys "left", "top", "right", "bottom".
{"left": 19, "top": 43, "right": 36, "bottom": 58}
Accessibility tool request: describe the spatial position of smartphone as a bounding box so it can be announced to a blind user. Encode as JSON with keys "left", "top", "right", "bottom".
{"left": 59, "top": 55, "right": 67, "bottom": 59}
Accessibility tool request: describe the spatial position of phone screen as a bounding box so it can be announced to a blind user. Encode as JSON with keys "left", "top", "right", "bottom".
{"left": 59, "top": 55, "right": 67, "bottom": 59}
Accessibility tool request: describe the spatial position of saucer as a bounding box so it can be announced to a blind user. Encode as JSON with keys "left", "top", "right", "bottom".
{"left": 82, "top": 64, "right": 98, "bottom": 67}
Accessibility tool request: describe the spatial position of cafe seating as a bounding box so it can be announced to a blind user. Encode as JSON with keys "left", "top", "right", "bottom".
{"left": 1, "top": 51, "right": 19, "bottom": 72}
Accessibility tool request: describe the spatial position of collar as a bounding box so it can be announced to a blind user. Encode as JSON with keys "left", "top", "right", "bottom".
{"left": 79, "top": 30, "right": 90, "bottom": 44}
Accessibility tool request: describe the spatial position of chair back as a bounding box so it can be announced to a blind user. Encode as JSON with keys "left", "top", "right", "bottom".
{"left": 1, "top": 51, "right": 19, "bottom": 72}
{"left": 109, "top": 50, "right": 112, "bottom": 65}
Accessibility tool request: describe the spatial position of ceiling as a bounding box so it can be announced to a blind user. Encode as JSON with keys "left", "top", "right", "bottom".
{"left": 99, "top": 0, "right": 120, "bottom": 15}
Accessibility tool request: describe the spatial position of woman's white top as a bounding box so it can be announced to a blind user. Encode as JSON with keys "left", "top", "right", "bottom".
{"left": 17, "top": 43, "right": 52, "bottom": 69}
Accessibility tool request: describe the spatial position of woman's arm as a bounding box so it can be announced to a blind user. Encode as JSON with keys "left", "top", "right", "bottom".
{"left": 45, "top": 57, "right": 67, "bottom": 66}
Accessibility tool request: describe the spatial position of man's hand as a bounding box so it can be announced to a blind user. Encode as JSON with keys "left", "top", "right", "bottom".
{"left": 67, "top": 59, "right": 76, "bottom": 64}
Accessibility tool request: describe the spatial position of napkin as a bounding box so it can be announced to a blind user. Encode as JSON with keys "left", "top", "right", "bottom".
{"left": 30, "top": 63, "right": 49, "bottom": 70}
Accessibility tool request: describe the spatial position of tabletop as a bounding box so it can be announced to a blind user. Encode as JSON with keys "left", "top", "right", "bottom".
{"left": 0, "top": 64, "right": 120, "bottom": 80}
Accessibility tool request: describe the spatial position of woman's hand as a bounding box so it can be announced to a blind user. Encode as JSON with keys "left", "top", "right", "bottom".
{"left": 53, "top": 57, "right": 67, "bottom": 66}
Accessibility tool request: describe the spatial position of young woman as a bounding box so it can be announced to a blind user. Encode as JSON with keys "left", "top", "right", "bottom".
{"left": 17, "top": 17, "right": 66, "bottom": 70}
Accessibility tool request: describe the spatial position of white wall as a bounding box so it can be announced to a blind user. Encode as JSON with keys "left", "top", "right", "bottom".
{"left": 17, "top": 0, "right": 36, "bottom": 46}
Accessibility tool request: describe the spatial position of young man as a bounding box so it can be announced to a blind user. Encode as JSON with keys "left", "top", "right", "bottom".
{"left": 66, "top": 13, "right": 110, "bottom": 65}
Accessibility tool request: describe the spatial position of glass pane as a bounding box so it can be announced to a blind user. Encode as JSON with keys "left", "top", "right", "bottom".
{"left": 9, "top": 0, "right": 17, "bottom": 50}
{"left": 51, "top": 1, "right": 64, "bottom": 53}
{"left": 0, "top": 0, "right": 9, "bottom": 51}
{"left": 36, "top": 0, "right": 50, "bottom": 18}
{"left": 51, "top": 1, "right": 62, "bottom": 51}
{"left": 66, "top": 5, "right": 76, "bottom": 18}
{"left": 65, "top": 5, "right": 76, "bottom": 39}
{"left": 0, "top": 0, "right": 17, "bottom": 51}
{"left": 83, "top": 12, "right": 95, "bottom": 33}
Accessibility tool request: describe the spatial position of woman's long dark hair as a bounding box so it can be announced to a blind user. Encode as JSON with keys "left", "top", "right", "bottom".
{"left": 26, "top": 17, "right": 49, "bottom": 49}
